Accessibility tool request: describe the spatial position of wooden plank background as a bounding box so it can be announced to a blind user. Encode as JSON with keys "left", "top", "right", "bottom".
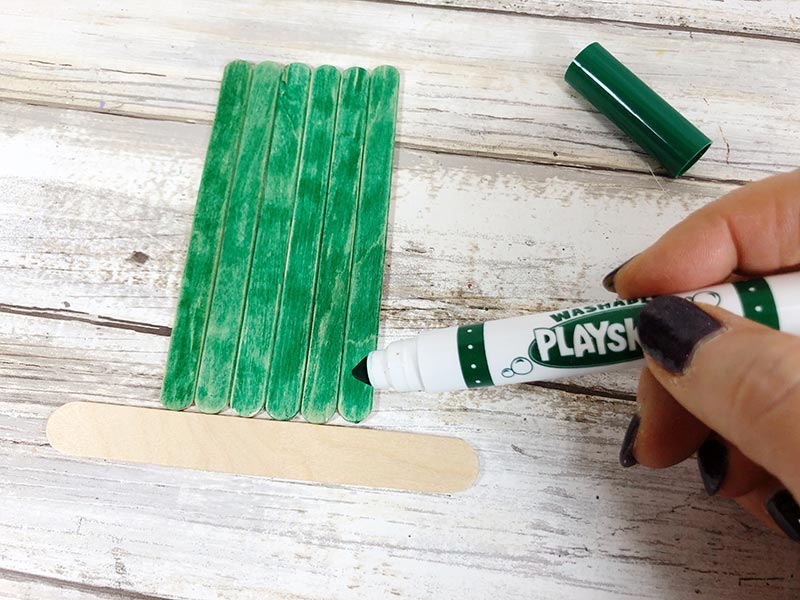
{"left": 1, "top": 1, "right": 799, "bottom": 598}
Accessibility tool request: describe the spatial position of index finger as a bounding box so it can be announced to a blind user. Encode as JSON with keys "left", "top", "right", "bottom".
{"left": 611, "top": 169, "right": 800, "bottom": 299}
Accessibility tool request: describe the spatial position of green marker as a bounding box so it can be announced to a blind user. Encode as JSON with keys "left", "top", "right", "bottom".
{"left": 352, "top": 273, "right": 800, "bottom": 392}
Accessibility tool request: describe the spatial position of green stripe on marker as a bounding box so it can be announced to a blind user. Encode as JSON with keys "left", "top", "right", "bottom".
{"left": 733, "top": 278, "right": 780, "bottom": 330}
{"left": 457, "top": 324, "right": 494, "bottom": 388}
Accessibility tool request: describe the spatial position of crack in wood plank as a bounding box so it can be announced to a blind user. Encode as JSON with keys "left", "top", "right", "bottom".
{"left": 5, "top": 439, "right": 50, "bottom": 447}
{"left": 96, "top": 67, "right": 167, "bottom": 78}
{"left": 0, "top": 303, "right": 171, "bottom": 337}
{"left": 373, "top": 0, "right": 800, "bottom": 45}
{"left": 398, "top": 142, "right": 753, "bottom": 187}
{"left": 0, "top": 96, "right": 754, "bottom": 189}
{"left": 0, "top": 566, "right": 175, "bottom": 600}
{"left": 528, "top": 381, "right": 636, "bottom": 403}
{"left": 0, "top": 97, "right": 204, "bottom": 124}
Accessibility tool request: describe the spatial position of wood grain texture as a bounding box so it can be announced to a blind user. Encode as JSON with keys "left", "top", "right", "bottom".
{"left": 230, "top": 64, "right": 311, "bottom": 416}
{"left": 47, "top": 402, "right": 480, "bottom": 493}
{"left": 303, "top": 67, "right": 370, "bottom": 423}
{"left": 3, "top": 380, "right": 800, "bottom": 599}
{"left": 194, "top": 62, "right": 280, "bottom": 413}
{"left": 1, "top": 1, "right": 799, "bottom": 182}
{"left": 3, "top": 0, "right": 800, "bottom": 593}
{"left": 160, "top": 60, "right": 251, "bottom": 410}
{"left": 385, "top": 0, "right": 800, "bottom": 41}
{"left": 340, "top": 66, "right": 400, "bottom": 422}
{"left": 0, "top": 567, "right": 168, "bottom": 600}
{"left": 266, "top": 65, "right": 340, "bottom": 421}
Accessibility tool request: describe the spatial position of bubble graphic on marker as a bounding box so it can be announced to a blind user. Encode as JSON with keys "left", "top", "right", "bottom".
{"left": 687, "top": 291, "right": 721, "bottom": 306}
{"left": 502, "top": 356, "right": 533, "bottom": 378}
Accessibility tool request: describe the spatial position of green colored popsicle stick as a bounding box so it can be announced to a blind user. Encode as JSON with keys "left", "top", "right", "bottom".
{"left": 339, "top": 66, "right": 400, "bottom": 423}
{"left": 161, "top": 61, "right": 252, "bottom": 411}
{"left": 301, "top": 68, "right": 370, "bottom": 424}
{"left": 266, "top": 65, "right": 341, "bottom": 421}
{"left": 193, "top": 62, "right": 282, "bottom": 413}
{"left": 230, "top": 64, "right": 312, "bottom": 417}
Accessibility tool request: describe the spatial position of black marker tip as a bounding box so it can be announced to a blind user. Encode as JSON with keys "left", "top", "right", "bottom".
{"left": 351, "top": 356, "right": 371, "bottom": 386}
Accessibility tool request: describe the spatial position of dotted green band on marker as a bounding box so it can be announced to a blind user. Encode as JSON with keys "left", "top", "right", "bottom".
{"left": 457, "top": 324, "right": 494, "bottom": 388}
{"left": 733, "top": 278, "right": 780, "bottom": 330}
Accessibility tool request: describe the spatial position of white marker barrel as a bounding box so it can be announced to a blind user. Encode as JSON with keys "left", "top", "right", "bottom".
{"left": 365, "top": 272, "right": 800, "bottom": 393}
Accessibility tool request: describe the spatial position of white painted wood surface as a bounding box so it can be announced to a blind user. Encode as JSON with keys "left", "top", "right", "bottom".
{"left": 388, "top": 0, "right": 800, "bottom": 40}
{"left": 1, "top": 2, "right": 799, "bottom": 599}
{"left": 3, "top": 1, "right": 800, "bottom": 182}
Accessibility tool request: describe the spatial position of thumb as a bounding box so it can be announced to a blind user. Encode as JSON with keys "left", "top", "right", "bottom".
{"left": 636, "top": 296, "right": 800, "bottom": 498}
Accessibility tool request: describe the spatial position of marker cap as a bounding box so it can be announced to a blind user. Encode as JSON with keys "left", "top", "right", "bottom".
{"left": 565, "top": 42, "right": 712, "bottom": 178}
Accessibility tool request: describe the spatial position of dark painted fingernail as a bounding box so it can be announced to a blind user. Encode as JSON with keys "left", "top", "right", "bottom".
{"left": 637, "top": 296, "right": 722, "bottom": 373}
{"left": 602, "top": 256, "right": 635, "bottom": 292}
{"left": 765, "top": 489, "right": 800, "bottom": 542}
{"left": 619, "top": 414, "right": 640, "bottom": 468}
{"left": 697, "top": 438, "right": 728, "bottom": 496}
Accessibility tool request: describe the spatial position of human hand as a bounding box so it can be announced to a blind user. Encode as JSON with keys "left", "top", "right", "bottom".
{"left": 604, "top": 168, "right": 800, "bottom": 542}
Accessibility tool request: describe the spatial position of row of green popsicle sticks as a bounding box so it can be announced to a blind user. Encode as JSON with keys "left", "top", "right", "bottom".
{"left": 160, "top": 60, "right": 400, "bottom": 423}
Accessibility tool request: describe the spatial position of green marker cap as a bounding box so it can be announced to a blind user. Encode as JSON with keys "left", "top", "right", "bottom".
{"left": 565, "top": 42, "right": 712, "bottom": 178}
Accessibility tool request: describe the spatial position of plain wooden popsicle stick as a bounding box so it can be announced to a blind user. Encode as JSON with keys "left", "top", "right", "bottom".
{"left": 302, "top": 67, "right": 370, "bottom": 424}
{"left": 266, "top": 65, "right": 340, "bottom": 421}
{"left": 46, "top": 402, "right": 480, "bottom": 494}
{"left": 161, "top": 60, "right": 252, "bottom": 411}
{"left": 194, "top": 62, "right": 281, "bottom": 414}
{"left": 229, "top": 64, "right": 311, "bottom": 417}
{"left": 339, "top": 66, "right": 400, "bottom": 423}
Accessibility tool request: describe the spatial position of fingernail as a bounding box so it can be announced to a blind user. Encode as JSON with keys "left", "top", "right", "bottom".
{"left": 697, "top": 438, "right": 728, "bottom": 496}
{"left": 765, "top": 489, "right": 800, "bottom": 542}
{"left": 619, "top": 414, "right": 640, "bottom": 468}
{"left": 602, "top": 256, "right": 635, "bottom": 292}
{"left": 637, "top": 296, "right": 722, "bottom": 373}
